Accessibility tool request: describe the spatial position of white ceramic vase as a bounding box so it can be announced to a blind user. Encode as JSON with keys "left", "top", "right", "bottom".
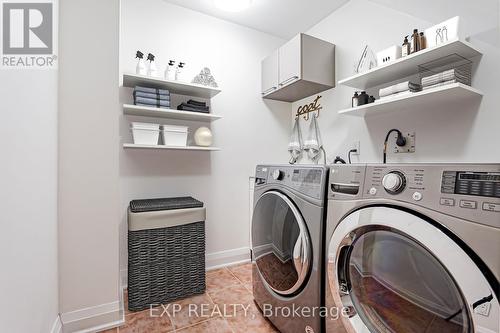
{"left": 194, "top": 127, "right": 213, "bottom": 146}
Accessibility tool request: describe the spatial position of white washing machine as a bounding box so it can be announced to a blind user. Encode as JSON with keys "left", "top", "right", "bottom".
{"left": 325, "top": 164, "right": 499, "bottom": 333}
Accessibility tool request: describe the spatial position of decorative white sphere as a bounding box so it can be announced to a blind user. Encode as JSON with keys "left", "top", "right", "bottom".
{"left": 194, "top": 127, "right": 213, "bottom": 146}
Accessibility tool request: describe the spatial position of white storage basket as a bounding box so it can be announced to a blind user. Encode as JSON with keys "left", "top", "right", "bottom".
{"left": 131, "top": 122, "right": 160, "bottom": 145}
{"left": 162, "top": 125, "right": 188, "bottom": 147}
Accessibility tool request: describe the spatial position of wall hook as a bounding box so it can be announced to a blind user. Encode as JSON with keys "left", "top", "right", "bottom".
{"left": 295, "top": 95, "right": 322, "bottom": 121}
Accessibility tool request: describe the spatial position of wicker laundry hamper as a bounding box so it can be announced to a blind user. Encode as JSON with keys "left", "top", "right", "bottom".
{"left": 127, "top": 197, "right": 206, "bottom": 312}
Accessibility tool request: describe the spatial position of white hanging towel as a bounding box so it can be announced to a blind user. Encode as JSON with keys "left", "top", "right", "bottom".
{"left": 288, "top": 117, "right": 303, "bottom": 164}
{"left": 304, "top": 115, "right": 322, "bottom": 161}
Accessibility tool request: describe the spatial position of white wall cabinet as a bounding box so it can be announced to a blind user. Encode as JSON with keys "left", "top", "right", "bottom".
{"left": 278, "top": 34, "right": 302, "bottom": 88}
{"left": 261, "top": 50, "right": 279, "bottom": 96}
{"left": 262, "top": 33, "right": 335, "bottom": 102}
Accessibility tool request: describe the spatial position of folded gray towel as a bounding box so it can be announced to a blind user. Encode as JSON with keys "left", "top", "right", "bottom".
{"left": 133, "top": 91, "right": 170, "bottom": 100}
{"left": 135, "top": 97, "right": 171, "bottom": 107}
{"left": 422, "top": 70, "right": 470, "bottom": 87}
{"left": 134, "top": 86, "right": 170, "bottom": 95}
{"left": 379, "top": 81, "right": 421, "bottom": 97}
{"left": 379, "top": 90, "right": 412, "bottom": 100}
{"left": 135, "top": 102, "right": 170, "bottom": 109}
{"left": 422, "top": 79, "right": 457, "bottom": 90}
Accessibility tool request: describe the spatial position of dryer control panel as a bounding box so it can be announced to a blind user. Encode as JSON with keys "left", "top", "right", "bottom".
{"left": 329, "top": 164, "right": 500, "bottom": 228}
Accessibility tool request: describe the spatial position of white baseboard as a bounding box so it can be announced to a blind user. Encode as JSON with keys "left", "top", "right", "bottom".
{"left": 61, "top": 301, "right": 120, "bottom": 324}
{"left": 50, "top": 315, "right": 62, "bottom": 333}
{"left": 120, "top": 247, "right": 251, "bottom": 288}
{"left": 66, "top": 318, "right": 125, "bottom": 333}
{"left": 61, "top": 298, "right": 124, "bottom": 333}
{"left": 206, "top": 246, "right": 251, "bottom": 270}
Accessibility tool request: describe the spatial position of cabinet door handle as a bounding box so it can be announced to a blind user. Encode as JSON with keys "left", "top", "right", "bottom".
{"left": 261, "top": 86, "right": 277, "bottom": 95}
{"left": 279, "top": 75, "right": 299, "bottom": 86}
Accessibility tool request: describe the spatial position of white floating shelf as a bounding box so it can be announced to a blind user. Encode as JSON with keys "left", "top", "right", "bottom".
{"left": 123, "top": 73, "right": 221, "bottom": 98}
{"left": 338, "top": 39, "right": 482, "bottom": 89}
{"left": 338, "top": 83, "right": 483, "bottom": 117}
{"left": 123, "top": 144, "right": 220, "bottom": 151}
{"left": 123, "top": 104, "right": 222, "bottom": 122}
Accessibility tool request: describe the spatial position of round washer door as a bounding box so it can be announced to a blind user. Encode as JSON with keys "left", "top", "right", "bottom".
{"left": 328, "top": 206, "right": 499, "bottom": 333}
{"left": 252, "top": 190, "right": 311, "bottom": 296}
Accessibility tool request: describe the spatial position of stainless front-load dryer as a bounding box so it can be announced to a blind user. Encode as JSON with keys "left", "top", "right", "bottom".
{"left": 252, "top": 165, "right": 329, "bottom": 333}
{"left": 325, "top": 164, "right": 499, "bottom": 333}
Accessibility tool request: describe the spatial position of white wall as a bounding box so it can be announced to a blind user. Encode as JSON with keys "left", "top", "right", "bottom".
{"left": 58, "top": 0, "right": 121, "bottom": 331}
{"left": 293, "top": 0, "right": 500, "bottom": 164}
{"left": 120, "top": 0, "right": 291, "bottom": 276}
{"left": 0, "top": 46, "right": 59, "bottom": 333}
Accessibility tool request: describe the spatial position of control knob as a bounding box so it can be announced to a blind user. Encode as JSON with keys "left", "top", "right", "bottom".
{"left": 272, "top": 169, "right": 284, "bottom": 180}
{"left": 382, "top": 171, "right": 406, "bottom": 194}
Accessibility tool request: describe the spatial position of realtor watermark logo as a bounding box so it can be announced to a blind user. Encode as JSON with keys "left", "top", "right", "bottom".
{"left": 149, "top": 302, "right": 353, "bottom": 321}
{"left": 1, "top": 0, "right": 57, "bottom": 68}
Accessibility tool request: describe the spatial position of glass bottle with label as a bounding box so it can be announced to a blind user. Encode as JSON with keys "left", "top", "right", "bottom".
{"left": 419, "top": 32, "right": 426, "bottom": 50}
{"left": 352, "top": 92, "right": 359, "bottom": 107}
{"left": 410, "top": 29, "right": 420, "bottom": 54}
{"left": 401, "top": 36, "right": 410, "bottom": 57}
{"left": 358, "top": 91, "right": 369, "bottom": 105}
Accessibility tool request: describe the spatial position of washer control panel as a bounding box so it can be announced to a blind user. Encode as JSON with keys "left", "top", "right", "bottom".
{"left": 365, "top": 165, "right": 427, "bottom": 199}
{"left": 382, "top": 171, "right": 407, "bottom": 194}
{"left": 329, "top": 164, "right": 365, "bottom": 198}
{"left": 255, "top": 165, "right": 327, "bottom": 200}
{"left": 329, "top": 164, "right": 500, "bottom": 228}
{"left": 441, "top": 171, "right": 500, "bottom": 198}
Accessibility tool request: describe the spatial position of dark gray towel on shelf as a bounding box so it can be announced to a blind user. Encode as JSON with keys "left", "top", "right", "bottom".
{"left": 177, "top": 104, "right": 209, "bottom": 113}
{"left": 187, "top": 99, "right": 206, "bottom": 107}
{"left": 134, "top": 86, "right": 170, "bottom": 95}
{"left": 178, "top": 102, "right": 209, "bottom": 111}
{"left": 133, "top": 91, "right": 170, "bottom": 101}
{"left": 177, "top": 106, "right": 209, "bottom": 113}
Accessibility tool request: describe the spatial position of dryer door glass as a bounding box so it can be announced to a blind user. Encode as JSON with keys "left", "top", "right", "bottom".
{"left": 345, "top": 228, "right": 471, "bottom": 333}
{"left": 252, "top": 191, "right": 311, "bottom": 296}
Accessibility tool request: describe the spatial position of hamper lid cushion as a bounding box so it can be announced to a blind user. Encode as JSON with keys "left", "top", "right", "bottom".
{"left": 130, "top": 196, "right": 203, "bottom": 213}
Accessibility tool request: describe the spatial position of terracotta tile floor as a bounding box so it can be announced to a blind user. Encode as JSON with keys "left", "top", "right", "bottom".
{"left": 99, "top": 263, "right": 278, "bottom": 333}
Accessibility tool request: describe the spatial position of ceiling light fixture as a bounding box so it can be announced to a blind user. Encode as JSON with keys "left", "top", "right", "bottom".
{"left": 214, "top": 0, "right": 252, "bottom": 12}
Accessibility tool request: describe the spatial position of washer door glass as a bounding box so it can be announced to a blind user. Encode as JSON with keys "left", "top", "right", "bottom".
{"left": 252, "top": 190, "right": 311, "bottom": 296}
{"left": 344, "top": 228, "right": 471, "bottom": 333}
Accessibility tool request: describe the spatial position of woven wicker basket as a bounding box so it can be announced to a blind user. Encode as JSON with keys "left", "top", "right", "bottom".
{"left": 127, "top": 197, "right": 206, "bottom": 312}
